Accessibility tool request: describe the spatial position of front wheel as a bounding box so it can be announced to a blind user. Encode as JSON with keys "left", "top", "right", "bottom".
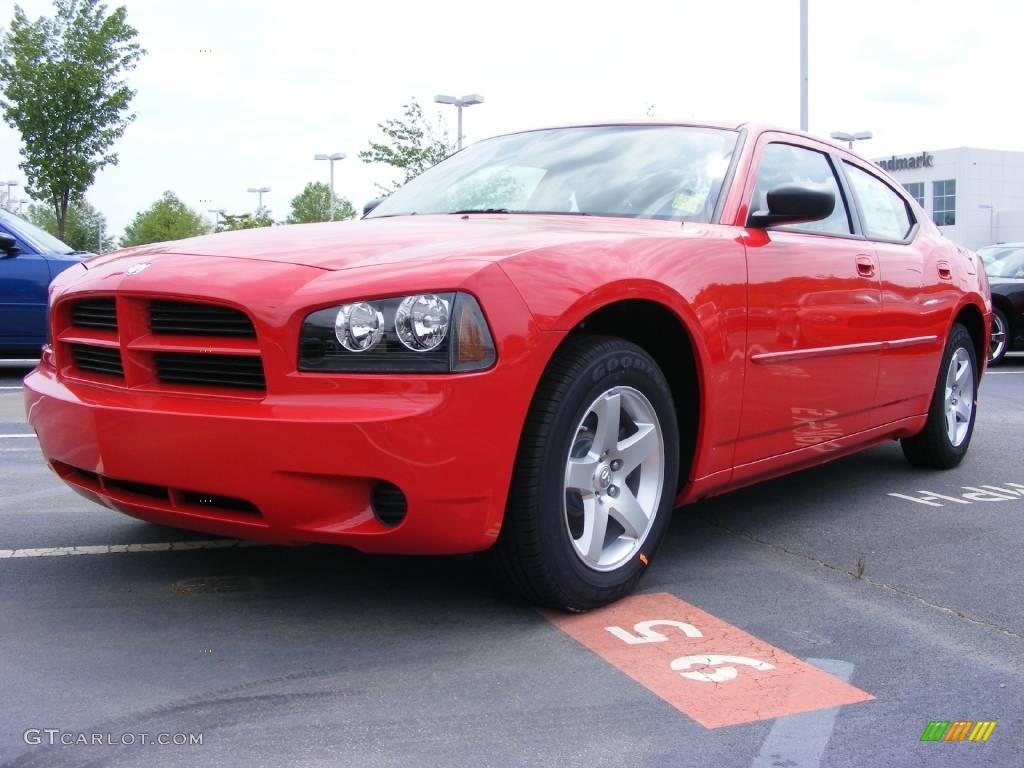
{"left": 494, "top": 336, "right": 680, "bottom": 611}
{"left": 989, "top": 307, "right": 1009, "bottom": 364}
{"left": 901, "top": 323, "right": 978, "bottom": 469}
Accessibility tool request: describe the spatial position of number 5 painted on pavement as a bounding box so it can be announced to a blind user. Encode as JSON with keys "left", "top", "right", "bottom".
{"left": 605, "top": 619, "right": 703, "bottom": 644}
{"left": 670, "top": 654, "right": 775, "bottom": 683}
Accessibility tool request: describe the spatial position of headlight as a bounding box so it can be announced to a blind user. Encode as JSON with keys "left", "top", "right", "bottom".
{"left": 299, "top": 292, "right": 496, "bottom": 373}
{"left": 335, "top": 302, "right": 384, "bottom": 352}
{"left": 395, "top": 294, "right": 449, "bottom": 351}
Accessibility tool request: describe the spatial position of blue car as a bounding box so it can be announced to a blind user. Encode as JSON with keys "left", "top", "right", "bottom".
{"left": 0, "top": 208, "right": 89, "bottom": 358}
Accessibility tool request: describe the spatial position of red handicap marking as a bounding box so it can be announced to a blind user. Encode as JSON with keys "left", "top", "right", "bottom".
{"left": 546, "top": 592, "right": 874, "bottom": 728}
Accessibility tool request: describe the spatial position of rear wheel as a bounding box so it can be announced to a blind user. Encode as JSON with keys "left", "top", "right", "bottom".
{"left": 494, "top": 336, "right": 679, "bottom": 611}
{"left": 901, "top": 323, "right": 978, "bottom": 469}
{"left": 989, "top": 307, "right": 1009, "bottom": 364}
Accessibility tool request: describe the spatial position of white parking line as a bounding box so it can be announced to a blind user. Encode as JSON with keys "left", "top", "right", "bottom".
{"left": 0, "top": 386, "right": 23, "bottom": 390}
{"left": 0, "top": 539, "right": 269, "bottom": 559}
{"left": 986, "top": 370, "right": 1024, "bottom": 374}
{"left": 0, "top": 434, "right": 34, "bottom": 439}
{"left": 750, "top": 658, "right": 855, "bottom": 768}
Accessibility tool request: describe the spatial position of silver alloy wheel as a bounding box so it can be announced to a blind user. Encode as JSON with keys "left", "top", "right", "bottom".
{"left": 563, "top": 386, "right": 665, "bottom": 572}
{"left": 944, "top": 347, "right": 974, "bottom": 447}
{"left": 989, "top": 312, "right": 1007, "bottom": 361}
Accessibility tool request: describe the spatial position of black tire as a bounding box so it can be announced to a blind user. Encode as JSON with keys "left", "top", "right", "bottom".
{"left": 493, "top": 335, "right": 680, "bottom": 611}
{"left": 901, "top": 323, "right": 978, "bottom": 469}
{"left": 989, "top": 307, "right": 1010, "bottom": 365}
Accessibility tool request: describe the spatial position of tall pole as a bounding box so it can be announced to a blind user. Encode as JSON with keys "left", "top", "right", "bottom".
{"left": 329, "top": 158, "right": 335, "bottom": 221}
{"left": 434, "top": 94, "right": 483, "bottom": 152}
{"left": 800, "top": 0, "right": 808, "bottom": 131}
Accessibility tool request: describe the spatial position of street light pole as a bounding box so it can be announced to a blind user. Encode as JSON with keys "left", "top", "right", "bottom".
{"left": 433, "top": 93, "right": 485, "bottom": 151}
{"left": 2, "top": 180, "right": 18, "bottom": 209}
{"left": 830, "top": 130, "right": 873, "bottom": 150}
{"left": 208, "top": 208, "right": 226, "bottom": 231}
{"left": 247, "top": 186, "right": 271, "bottom": 212}
{"left": 800, "top": 0, "right": 808, "bottom": 131}
{"left": 314, "top": 152, "right": 346, "bottom": 221}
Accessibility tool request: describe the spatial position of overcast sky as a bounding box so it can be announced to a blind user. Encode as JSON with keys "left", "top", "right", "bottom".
{"left": 0, "top": 0, "right": 1018, "bottom": 240}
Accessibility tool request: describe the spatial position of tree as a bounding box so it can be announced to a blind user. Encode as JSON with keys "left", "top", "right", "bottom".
{"left": 286, "top": 181, "right": 356, "bottom": 224}
{"left": 121, "top": 191, "right": 207, "bottom": 246}
{"left": 218, "top": 209, "right": 274, "bottom": 232}
{"left": 359, "top": 99, "right": 454, "bottom": 192}
{"left": 0, "top": 0, "right": 145, "bottom": 239}
{"left": 26, "top": 198, "right": 115, "bottom": 252}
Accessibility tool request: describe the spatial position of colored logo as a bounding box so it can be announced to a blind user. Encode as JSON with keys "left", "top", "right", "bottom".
{"left": 126, "top": 262, "right": 150, "bottom": 276}
{"left": 920, "top": 720, "right": 996, "bottom": 742}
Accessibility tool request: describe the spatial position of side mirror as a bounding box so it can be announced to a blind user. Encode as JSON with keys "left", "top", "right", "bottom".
{"left": 747, "top": 184, "right": 835, "bottom": 229}
{"left": 362, "top": 198, "right": 384, "bottom": 217}
{"left": 0, "top": 232, "right": 19, "bottom": 257}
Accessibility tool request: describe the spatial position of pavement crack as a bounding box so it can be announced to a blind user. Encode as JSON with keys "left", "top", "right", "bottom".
{"left": 704, "top": 518, "right": 1024, "bottom": 642}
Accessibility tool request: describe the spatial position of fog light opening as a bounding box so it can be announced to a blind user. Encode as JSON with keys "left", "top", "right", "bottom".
{"left": 370, "top": 481, "right": 407, "bottom": 527}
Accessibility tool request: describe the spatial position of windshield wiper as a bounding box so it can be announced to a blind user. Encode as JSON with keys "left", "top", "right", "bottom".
{"left": 449, "top": 208, "right": 513, "bottom": 214}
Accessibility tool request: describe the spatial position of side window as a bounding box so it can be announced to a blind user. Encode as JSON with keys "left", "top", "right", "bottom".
{"left": 749, "top": 143, "right": 851, "bottom": 235}
{"left": 843, "top": 163, "right": 915, "bottom": 241}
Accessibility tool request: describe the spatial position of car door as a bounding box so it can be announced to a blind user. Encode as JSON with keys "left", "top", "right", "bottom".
{"left": 839, "top": 160, "right": 945, "bottom": 425}
{"left": 733, "top": 137, "right": 883, "bottom": 466}
{"left": 0, "top": 222, "right": 50, "bottom": 350}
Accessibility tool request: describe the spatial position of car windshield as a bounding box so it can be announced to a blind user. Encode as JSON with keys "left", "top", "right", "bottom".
{"left": 0, "top": 208, "right": 74, "bottom": 255}
{"left": 978, "top": 246, "right": 1024, "bottom": 278}
{"left": 366, "top": 125, "right": 739, "bottom": 223}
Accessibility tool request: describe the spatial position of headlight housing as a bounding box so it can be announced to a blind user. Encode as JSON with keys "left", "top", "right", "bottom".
{"left": 299, "top": 292, "right": 496, "bottom": 373}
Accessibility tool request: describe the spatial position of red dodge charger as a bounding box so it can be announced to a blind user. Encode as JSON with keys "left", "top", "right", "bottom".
{"left": 24, "top": 122, "right": 991, "bottom": 610}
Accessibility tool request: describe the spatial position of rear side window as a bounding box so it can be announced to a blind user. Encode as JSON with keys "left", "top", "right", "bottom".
{"left": 843, "top": 163, "right": 915, "bottom": 241}
{"left": 749, "top": 143, "right": 852, "bottom": 235}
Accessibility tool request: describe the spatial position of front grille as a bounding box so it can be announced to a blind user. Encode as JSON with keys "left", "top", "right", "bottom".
{"left": 180, "top": 491, "right": 260, "bottom": 516}
{"left": 71, "top": 298, "right": 117, "bottom": 330}
{"left": 154, "top": 352, "right": 265, "bottom": 390}
{"left": 150, "top": 301, "right": 256, "bottom": 338}
{"left": 71, "top": 344, "right": 124, "bottom": 378}
{"left": 51, "top": 461, "right": 263, "bottom": 521}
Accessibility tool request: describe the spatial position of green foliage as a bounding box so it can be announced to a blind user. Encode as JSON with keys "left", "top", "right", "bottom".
{"left": 0, "top": 0, "right": 145, "bottom": 239}
{"left": 218, "top": 209, "right": 274, "bottom": 232}
{"left": 359, "top": 99, "right": 454, "bottom": 192}
{"left": 25, "top": 198, "right": 114, "bottom": 252}
{"left": 121, "top": 191, "right": 207, "bottom": 246}
{"left": 286, "top": 181, "right": 356, "bottom": 224}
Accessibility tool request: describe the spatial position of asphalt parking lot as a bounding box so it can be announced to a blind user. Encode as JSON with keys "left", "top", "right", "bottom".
{"left": 1, "top": 357, "right": 1021, "bottom": 768}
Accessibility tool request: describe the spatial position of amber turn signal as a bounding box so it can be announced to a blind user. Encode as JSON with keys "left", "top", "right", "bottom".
{"left": 451, "top": 294, "right": 496, "bottom": 372}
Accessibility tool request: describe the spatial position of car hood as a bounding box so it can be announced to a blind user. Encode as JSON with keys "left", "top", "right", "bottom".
{"left": 83, "top": 214, "right": 684, "bottom": 272}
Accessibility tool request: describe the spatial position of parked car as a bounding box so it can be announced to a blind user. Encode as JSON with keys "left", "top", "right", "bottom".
{"left": 0, "top": 208, "right": 89, "bottom": 358}
{"left": 977, "top": 243, "right": 1024, "bottom": 363}
{"left": 24, "top": 122, "right": 990, "bottom": 610}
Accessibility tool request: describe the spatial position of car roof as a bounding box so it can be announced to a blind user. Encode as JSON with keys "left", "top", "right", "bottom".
{"left": 487, "top": 120, "right": 855, "bottom": 153}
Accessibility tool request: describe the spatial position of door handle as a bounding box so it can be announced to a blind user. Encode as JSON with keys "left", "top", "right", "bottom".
{"left": 937, "top": 261, "right": 952, "bottom": 280}
{"left": 855, "top": 255, "right": 876, "bottom": 278}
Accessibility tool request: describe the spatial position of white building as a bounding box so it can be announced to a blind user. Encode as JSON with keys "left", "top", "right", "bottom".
{"left": 872, "top": 147, "right": 1024, "bottom": 249}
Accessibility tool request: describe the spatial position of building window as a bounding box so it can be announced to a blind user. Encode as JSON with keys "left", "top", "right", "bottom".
{"left": 932, "top": 179, "right": 956, "bottom": 226}
{"left": 903, "top": 182, "right": 924, "bottom": 208}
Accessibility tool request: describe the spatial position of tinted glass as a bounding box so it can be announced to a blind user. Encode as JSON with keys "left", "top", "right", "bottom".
{"left": 978, "top": 246, "right": 1024, "bottom": 278}
{"left": 367, "top": 125, "right": 739, "bottom": 222}
{"left": 844, "top": 163, "right": 914, "bottom": 241}
{"left": 0, "top": 208, "right": 74, "bottom": 254}
{"left": 750, "top": 143, "right": 851, "bottom": 235}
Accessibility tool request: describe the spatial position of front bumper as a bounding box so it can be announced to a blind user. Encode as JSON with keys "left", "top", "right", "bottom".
{"left": 24, "top": 258, "right": 554, "bottom": 554}
{"left": 25, "top": 361, "right": 528, "bottom": 553}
